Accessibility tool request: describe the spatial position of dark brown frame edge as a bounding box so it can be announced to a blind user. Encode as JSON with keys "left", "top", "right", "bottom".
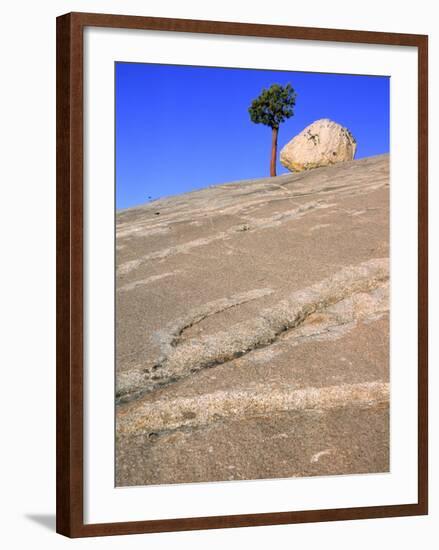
{"left": 56, "top": 11, "right": 428, "bottom": 538}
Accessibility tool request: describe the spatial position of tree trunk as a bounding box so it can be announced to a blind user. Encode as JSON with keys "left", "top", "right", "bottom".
{"left": 270, "top": 126, "right": 278, "bottom": 177}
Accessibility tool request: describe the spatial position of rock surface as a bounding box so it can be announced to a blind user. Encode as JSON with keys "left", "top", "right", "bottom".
{"left": 116, "top": 154, "right": 389, "bottom": 486}
{"left": 280, "top": 118, "right": 357, "bottom": 172}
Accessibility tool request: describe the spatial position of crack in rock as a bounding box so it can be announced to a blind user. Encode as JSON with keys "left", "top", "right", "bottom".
{"left": 279, "top": 282, "right": 389, "bottom": 347}
{"left": 117, "top": 381, "right": 389, "bottom": 437}
{"left": 155, "top": 288, "right": 275, "bottom": 360}
{"left": 116, "top": 258, "right": 388, "bottom": 403}
{"left": 116, "top": 288, "right": 274, "bottom": 401}
{"left": 148, "top": 258, "right": 388, "bottom": 389}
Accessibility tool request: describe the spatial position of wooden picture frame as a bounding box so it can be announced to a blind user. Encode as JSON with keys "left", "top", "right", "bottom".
{"left": 56, "top": 11, "right": 428, "bottom": 537}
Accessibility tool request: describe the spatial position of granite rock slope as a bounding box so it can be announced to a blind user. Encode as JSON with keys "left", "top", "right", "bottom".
{"left": 116, "top": 154, "right": 389, "bottom": 486}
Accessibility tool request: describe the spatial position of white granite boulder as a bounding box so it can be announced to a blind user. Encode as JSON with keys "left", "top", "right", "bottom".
{"left": 280, "top": 119, "right": 357, "bottom": 172}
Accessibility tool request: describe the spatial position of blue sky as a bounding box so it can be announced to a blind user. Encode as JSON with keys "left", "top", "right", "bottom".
{"left": 116, "top": 63, "right": 389, "bottom": 209}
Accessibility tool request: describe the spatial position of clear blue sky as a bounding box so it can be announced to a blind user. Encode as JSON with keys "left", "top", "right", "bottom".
{"left": 116, "top": 62, "right": 389, "bottom": 209}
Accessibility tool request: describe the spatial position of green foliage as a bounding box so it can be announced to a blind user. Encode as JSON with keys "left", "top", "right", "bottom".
{"left": 248, "top": 83, "right": 297, "bottom": 129}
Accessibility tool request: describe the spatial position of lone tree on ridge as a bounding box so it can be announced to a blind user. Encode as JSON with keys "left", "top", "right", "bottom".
{"left": 248, "top": 83, "right": 297, "bottom": 177}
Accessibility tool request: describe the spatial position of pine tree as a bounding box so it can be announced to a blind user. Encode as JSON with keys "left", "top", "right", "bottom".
{"left": 248, "top": 83, "right": 297, "bottom": 177}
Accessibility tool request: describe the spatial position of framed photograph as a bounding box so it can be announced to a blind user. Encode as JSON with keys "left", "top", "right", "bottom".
{"left": 56, "top": 12, "right": 428, "bottom": 537}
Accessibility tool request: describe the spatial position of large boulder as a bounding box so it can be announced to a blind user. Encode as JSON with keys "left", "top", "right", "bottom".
{"left": 280, "top": 119, "right": 357, "bottom": 172}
